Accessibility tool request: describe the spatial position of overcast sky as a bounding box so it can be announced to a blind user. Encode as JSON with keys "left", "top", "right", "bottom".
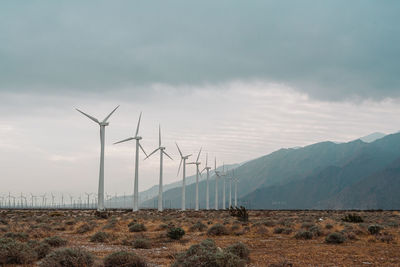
{"left": 1, "top": 1, "right": 400, "bottom": 198}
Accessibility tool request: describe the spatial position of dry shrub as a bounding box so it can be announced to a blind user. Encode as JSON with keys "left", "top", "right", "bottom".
{"left": 207, "top": 224, "right": 229, "bottom": 236}
{"left": 325, "top": 232, "right": 345, "bottom": 244}
{"left": 103, "top": 251, "right": 147, "bottom": 267}
{"left": 28, "top": 240, "right": 51, "bottom": 259}
{"left": 76, "top": 223, "right": 95, "bottom": 234}
{"left": 44, "top": 236, "right": 67, "bottom": 247}
{"left": 0, "top": 238, "right": 37, "bottom": 265}
{"left": 40, "top": 247, "right": 94, "bottom": 267}
{"left": 295, "top": 230, "right": 313, "bottom": 240}
{"left": 129, "top": 223, "right": 147, "bottom": 232}
{"left": 3, "top": 232, "right": 29, "bottom": 242}
{"left": 189, "top": 221, "right": 207, "bottom": 232}
{"left": 132, "top": 238, "right": 151, "bottom": 249}
{"left": 225, "top": 242, "right": 250, "bottom": 262}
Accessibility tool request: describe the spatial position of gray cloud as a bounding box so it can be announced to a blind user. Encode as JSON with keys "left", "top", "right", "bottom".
{"left": 0, "top": 1, "right": 399, "bottom": 100}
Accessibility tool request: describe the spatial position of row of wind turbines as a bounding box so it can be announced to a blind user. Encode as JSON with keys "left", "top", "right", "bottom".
{"left": 76, "top": 105, "right": 240, "bottom": 212}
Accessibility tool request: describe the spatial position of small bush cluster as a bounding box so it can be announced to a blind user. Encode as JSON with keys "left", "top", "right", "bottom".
{"left": 3, "top": 232, "right": 29, "bottom": 242}
{"left": 132, "top": 238, "right": 151, "bottom": 249}
{"left": 0, "top": 238, "right": 37, "bottom": 265}
{"left": 44, "top": 236, "right": 67, "bottom": 247}
{"left": 229, "top": 206, "right": 249, "bottom": 222}
{"left": 167, "top": 227, "right": 185, "bottom": 240}
{"left": 274, "top": 227, "right": 293, "bottom": 235}
{"left": 40, "top": 247, "right": 94, "bottom": 267}
{"left": 104, "top": 251, "right": 147, "bottom": 267}
{"left": 76, "top": 223, "right": 95, "bottom": 234}
{"left": 342, "top": 214, "right": 363, "bottom": 223}
{"left": 172, "top": 239, "right": 249, "bottom": 267}
{"left": 368, "top": 225, "right": 383, "bottom": 235}
{"left": 295, "top": 230, "right": 313, "bottom": 240}
{"left": 207, "top": 224, "right": 230, "bottom": 236}
{"left": 129, "top": 223, "right": 147, "bottom": 232}
{"left": 90, "top": 231, "right": 111, "bottom": 243}
{"left": 189, "top": 221, "right": 207, "bottom": 232}
{"left": 325, "top": 232, "right": 345, "bottom": 244}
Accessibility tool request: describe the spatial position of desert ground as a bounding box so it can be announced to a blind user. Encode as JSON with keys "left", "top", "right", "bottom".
{"left": 1, "top": 209, "right": 399, "bottom": 266}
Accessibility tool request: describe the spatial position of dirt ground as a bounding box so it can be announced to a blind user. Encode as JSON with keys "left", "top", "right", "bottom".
{"left": 1, "top": 209, "right": 400, "bottom": 266}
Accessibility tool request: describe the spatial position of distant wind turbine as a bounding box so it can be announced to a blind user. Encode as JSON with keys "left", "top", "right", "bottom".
{"left": 228, "top": 171, "right": 232, "bottom": 208}
{"left": 201, "top": 153, "right": 212, "bottom": 210}
{"left": 76, "top": 105, "right": 119, "bottom": 211}
{"left": 221, "top": 163, "right": 226, "bottom": 209}
{"left": 145, "top": 125, "right": 173, "bottom": 212}
{"left": 176, "top": 143, "right": 192, "bottom": 211}
{"left": 114, "top": 112, "right": 148, "bottom": 212}
{"left": 214, "top": 158, "right": 220, "bottom": 210}
{"left": 233, "top": 170, "right": 238, "bottom": 207}
{"left": 188, "top": 148, "right": 202, "bottom": 211}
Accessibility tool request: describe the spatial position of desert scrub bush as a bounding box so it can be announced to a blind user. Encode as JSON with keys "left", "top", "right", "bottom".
{"left": 309, "top": 225, "right": 323, "bottom": 237}
{"left": 325, "top": 232, "right": 345, "bottom": 244}
{"left": 129, "top": 223, "right": 147, "bottom": 232}
{"left": 325, "top": 224, "right": 333, "bottom": 229}
{"left": 0, "top": 238, "right": 37, "bottom": 265}
{"left": 103, "top": 216, "right": 118, "bottom": 230}
{"left": 274, "top": 227, "right": 292, "bottom": 234}
{"left": 103, "top": 251, "right": 147, "bottom": 267}
{"left": 295, "top": 230, "right": 313, "bottom": 240}
{"left": 40, "top": 247, "right": 94, "bottom": 267}
{"left": 207, "top": 224, "right": 229, "bottom": 236}
{"left": 229, "top": 206, "right": 249, "bottom": 222}
{"left": 3, "top": 232, "right": 29, "bottom": 242}
{"left": 76, "top": 223, "right": 95, "bottom": 234}
{"left": 189, "top": 221, "right": 207, "bottom": 232}
{"left": 172, "top": 239, "right": 246, "bottom": 267}
{"left": 376, "top": 232, "right": 394, "bottom": 243}
{"left": 301, "top": 222, "right": 315, "bottom": 230}
{"left": 132, "top": 238, "right": 151, "bottom": 249}
{"left": 90, "top": 231, "right": 111, "bottom": 243}
{"left": 65, "top": 220, "right": 75, "bottom": 226}
{"left": 225, "top": 242, "right": 250, "bottom": 262}
{"left": 342, "top": 214, "right": 363, "bottom": 223}
{"left": 368, "top": 224, "right": 383, "bottom": 235}
{"left": 28, "top": 240, "right": 51, "bottom": 259}
{"left": 167, "top": 227, "right": 185, "bottom": 240}
{"left": 44, "top": 236, "right": 67, "bottom": 247}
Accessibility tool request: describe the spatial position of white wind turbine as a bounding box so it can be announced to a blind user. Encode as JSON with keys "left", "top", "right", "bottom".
{"left": 76, "top": 105, "right": 119, "bottom": 211}
{"left": 214, "top": 158, "right": 220, "bottom": 210}
{"left": 228, "top": 170, "right": 232, "bottom": 208}
{"left": 221, "top": 163, "right": 227, "bottom": 209}
{"left": 145, "top": 125, "right": 173, "bottom": 212}
{"left": 176, "top": 143, "right": 192, "bottom": 211}
{"left": 188, "top": 148, "right": 202, "bottom": 211}
{"left": 114, "top": 112, "right": 148, "bottom": 212}
{"left": 201, "top": 154, "right": 212, "bottom": 210}
{"left": 233, "top": 170, "right": 238, "bottom": 207}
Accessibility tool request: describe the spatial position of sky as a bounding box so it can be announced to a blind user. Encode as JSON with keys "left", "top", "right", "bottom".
{"left": 1, "top": 1, "right": 400, "bottom": 199}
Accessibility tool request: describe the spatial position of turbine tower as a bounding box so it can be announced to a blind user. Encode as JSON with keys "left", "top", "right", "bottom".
{"left": 145, "top": 125, "right": 173, "bottom": 212}
{"left": 176, "top": 143, "right": 192, "bottom": 211}
{"left": 76, "top": 105, "right": 119, "bottom": 211}
{"left": 221, "top": 163, "right": 226, "bottom": 209}
{"left": 214, "top": 158, "right": 220, "bottom": 210}
{"left": 114, "top": 112, "right": 148, "bottom": 212}
{"left": 201, "top": 154, "right": 212, "bottom": 210}
{"left": 233, "top": 170, "right": 238, "bottom": 207}
{"left": 188, "top": 148, "right": 202, "bottom": 211}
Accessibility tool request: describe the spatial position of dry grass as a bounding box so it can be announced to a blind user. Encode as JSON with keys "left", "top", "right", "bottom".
{"left": 0, "top": 209, "right": 399, "bottom": 266}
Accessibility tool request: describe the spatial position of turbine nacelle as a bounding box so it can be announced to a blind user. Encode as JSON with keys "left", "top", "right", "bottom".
{"left": 99, "top": 122, "right": 109, "bottom": 126}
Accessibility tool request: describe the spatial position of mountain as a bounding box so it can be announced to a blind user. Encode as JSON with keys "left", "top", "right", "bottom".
{"left": 359, "top": 132, "right": 386, "bottom": 143}
{"left": 142, "top": 132, "right": 400, "bottom": 210}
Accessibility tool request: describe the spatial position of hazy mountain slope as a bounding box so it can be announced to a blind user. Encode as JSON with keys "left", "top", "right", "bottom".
{"left": 242, "top": 133, "right": 400, "bottom": 209}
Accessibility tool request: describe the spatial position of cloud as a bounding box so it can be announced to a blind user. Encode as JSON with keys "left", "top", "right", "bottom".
{"left": 0, "top": 1, "right": 399, "bottom": 100}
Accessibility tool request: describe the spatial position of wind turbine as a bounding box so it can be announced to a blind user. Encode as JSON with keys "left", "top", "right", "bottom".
{"left": 176, "top": 143, "right": 192, "bottom": 211}
{"left": 233, "top": 170, "right": 238, "bottom": 207}
{"left": 114, "top": 112, "right": 148, "bottom": 212}
{"left": 214, "top": 158, "right": 220, "bottom": 210}
{"left": 228, "top": 170, "right": 233, "bottom": 208}
{"left": 51, "top": 193, "right": 55, "bottom": 208}
{"left": 221, "top": 163, "right": 227, "bottom": 209}
{"left": 76, "top": 105, "right": 119, "bottom": 211}
{"left": 188, "top": 148, "right": 202, "bottom": 211}
{"left": 41, "top": 194, "right": 46, "bottom": 208}
{"left": 85, "top": 192, "right": 92, "bottom": 209}
{"left": 145, "top": 125, "right": 173, "bottom": 212}
{"left": 201, "top": 154, "right": 212, "bottom": 210}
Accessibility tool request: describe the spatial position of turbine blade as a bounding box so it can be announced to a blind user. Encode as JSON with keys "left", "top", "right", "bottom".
{"left": 76, "top": 108, "right": 99, "bottom": 124}
{"left": 102, "top": 105, "right": 119, "bottom": 123}
{"left": 159, "top": 125, "right": 161, "bottom": 147}
{"left": 114, "top": 137, "right": 134, "bottom": 145}
{"left": 177, "top": 159, "right": 183, "bottom": 176}
{"left": 139, "top": 142, "right": 148, "bottom": 157}
{"left": 196, "top": 147, "right": 202, "bottom": 162}
{"left": 186, "top": 154, "right": 193, "bottom": 158}
{"left": 163, "top": 151, "right": 173, "bottom": 160}
{"left": 187, "top": 162, "right": 196, "bottom": 165}
{"left": 175, "top": 142, "right": 183, "bottom": 157}
{"left": 135, "top": 112, "right": 142, "bottom": 137}
{"left": 144, "top": 148, "right": 160, "bottom": 160}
